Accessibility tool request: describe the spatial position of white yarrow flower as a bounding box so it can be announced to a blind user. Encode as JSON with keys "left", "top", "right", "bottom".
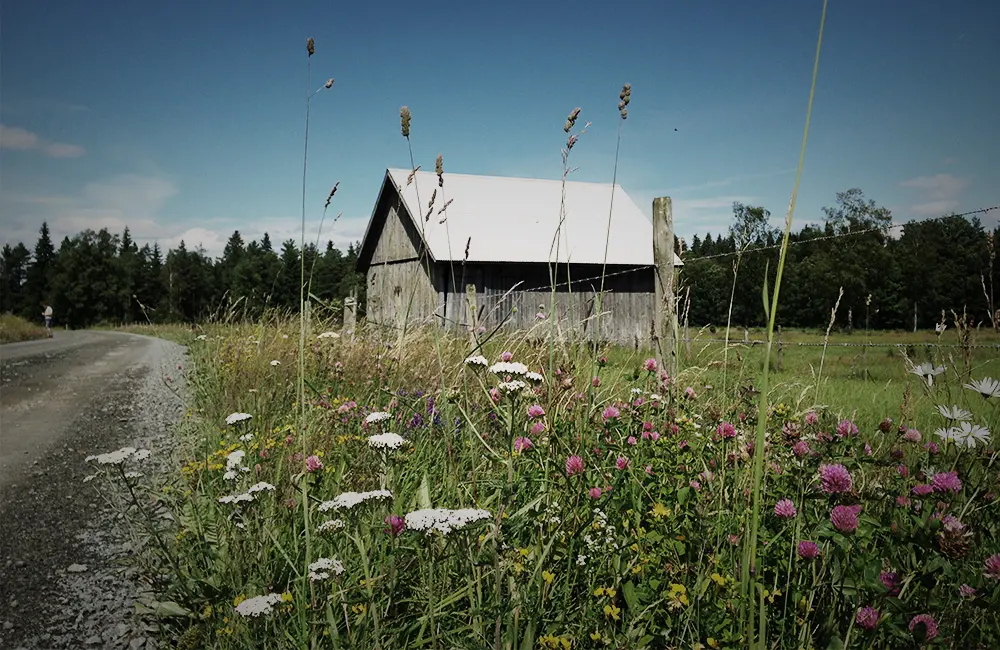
{"left": 219, "top": 492, "right": 255, "bottom": 505}
{"left": 195, "top": 334, "right": 207, "bottom": 341}
{"left": 498, "top": 380, "right": 527, "bottom": 394}
{"left": 226, "top": 412, "right": 253, "bottom": 425}
{"left": 226, "top": 450, "right": 246, "bottom": 471}
{"left": 489, "top": 361, "right": 529, "bottom": 376}
{"left": 464, "top": 355, "right": 488, "bottom": 367}
{"left": 247, "top": 482, "right": 275, "bottom": 493}
{"left": 368, "top": 433, "right": 406, "bottom": 450}
{"left": 270, "top": 360, "right": 281, "bottom": 366}
{"left": 317, "top": 331, "right": 340, "bottom": 340}
{"left": 235, "top": 593, "right": 284, "bottom": 618}
{"left": 85, "top": 447, "right": 138, "bottom": 465}
{"left": 938, "top": 405, "right": 972, "bottom": 421}
{"left": 404, "top": 507, "right": 492, "bottom": 535}
{"left": 964, "top": 377, "right": 1000, "bottom": 399}
{"left": 318, "top": 489, "right": 393, "bottom": 512}
{"left": 317, "top": 518, "right": 346, "bottom": 533}
{"left": 365, "top": 411, "right": 392, "bottom": 424}
{"left": 239, "top": 433, "right": 254, "bottom": 443}
{"left": 524, "top": 371, "right": 543, "bottom": 383}
{"left": 123, "top": 471, "right": 143, "bottom": 479}
{"left": 308, "top": 557, "right": 345, "bottom": 582}
{"left": 132, "top": 449, "right": 151, "bottom": 461}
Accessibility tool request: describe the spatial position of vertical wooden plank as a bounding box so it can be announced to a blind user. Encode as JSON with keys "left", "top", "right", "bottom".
{"left": 344, "top": 293, "right": 357, "bottom": 333}
{"left": 777, "top": 324, "right": 783, "bottom": 371}
{"left": 652, "top": 197, "right": 676, "bottom": 376}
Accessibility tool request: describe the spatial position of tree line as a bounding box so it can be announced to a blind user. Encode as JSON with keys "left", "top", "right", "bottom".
{"left": 1, "top": 224, "right": 366, "bottom": 329}
{"left": 678, "top": 188, "right": 1000, "bottom": 331}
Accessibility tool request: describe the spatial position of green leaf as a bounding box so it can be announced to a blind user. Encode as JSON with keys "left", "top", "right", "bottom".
{"left": 637, "top": 635, "right": 655, "bottom": 648}
{"left": 136, "top": 600, "right": 193, "bottom": 618}
{"left": 762, "top": 262, "right": 771, "bottom": 321}
{"left": 623, "top": 581, "right": 639, "bottom": 610}
{"left": 825, "top": 635, "right": 845, "bottom": 650}
{"left": 677, "top": 487, "right": 691, "bottom": 506}
{"left": 417, "top": 472, "right": 432, "bottom": 510}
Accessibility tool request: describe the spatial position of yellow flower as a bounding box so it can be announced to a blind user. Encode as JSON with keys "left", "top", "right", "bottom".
{"left": 651, "top": 503, "right": 670, "bottom": 518}
{"left": 233, "top": 595, "right": 245, "bottom": 607}
{"left": 518, "top": 547, "right": 531, "bottom": 558}
{"left": 711, "top": 573, "right": 726, "bottom": 586}
{"left": 605, "top": 587, "right": 616, "bottom": 598}
{"left": 602, "top": 603, "right": 621, "bottom": 621}
{"left": 281, "top": 592, "right": 293, "bottom": 603}
{"left": 593, "top": 587, "right": 606, "bottom": 597}
{"left": 590, "top": 632, "right": 602, "bottom": 641}
{"left": 542, "top": 570, "right": 555, "bottom": 584}
{"left": 707, "top": 638, "right": 720, "bottom": 649}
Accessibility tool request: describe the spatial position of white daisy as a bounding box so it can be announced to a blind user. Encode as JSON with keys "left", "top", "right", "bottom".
{"left": 937, "top": 405, "right": 972, "bottom": 421}
{"left": 226, "top": 412, "right": 253, "bottom": 426}
{"left": 365, "top": 411, "right": 392, "bottom": 424}
{"left": 367, "top": 433, "right": 406, "bottom": 450}
{"left": 317, "top": 489, "right": 393, "bottom": 512}
{"left": 403, "top": 507, "right": 492, "bottom": 535}
{"left": 464, "top": 355, "right": 488, "bottom": 367}
{"left": 234, "top": 593, "right": 284, "bottom": 618}
{"left": 909, "top": 362, "right": 946, "bottom": 387}
{"left": 949, "top": 422, "right": 991, "bottom": 448}
{"left": 964, "top": 377, "right": 1000, "bottom": 399}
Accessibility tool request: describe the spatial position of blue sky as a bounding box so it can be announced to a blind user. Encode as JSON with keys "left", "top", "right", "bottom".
{"left": 2, "top": 0, "right": 998, "bottom": 257}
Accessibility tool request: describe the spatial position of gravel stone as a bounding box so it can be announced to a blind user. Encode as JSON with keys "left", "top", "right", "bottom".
{"left": 0, "top": 333, "right": 188, "bottom": 650}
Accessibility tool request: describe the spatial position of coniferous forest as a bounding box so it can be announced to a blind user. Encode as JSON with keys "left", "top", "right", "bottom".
{"left": 2, "top": 189, "right": 998, "bottom": 332}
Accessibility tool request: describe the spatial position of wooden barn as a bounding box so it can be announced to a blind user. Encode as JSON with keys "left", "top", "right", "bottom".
{"left": 355, "top": 168, "right": 682, "bottom": 345}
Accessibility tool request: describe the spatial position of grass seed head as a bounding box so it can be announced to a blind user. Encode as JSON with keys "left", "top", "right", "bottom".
{"left": 564, "top": 107, "right": 582, "bottom": 133}
{"left": 619, "top": 83, "right": 631, "bottom": 119}
{"left": 325, "top": 78, "right": 334, "bottom": 89}
{"left": 324, "top": 182, "right": 339, "bottom": 209}
{"left": 400, "top": 106, "right": 411, "bottom": 138}
{"left": 436, "top": 154, "right": 444, "bottom": 187}
{"left": 306, "top": 38, "right": 315, "bottom": 57}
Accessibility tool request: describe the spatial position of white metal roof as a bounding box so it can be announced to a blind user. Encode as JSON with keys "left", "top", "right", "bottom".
{"left": 384, "top": 168, "right": 682, "bottom": 266}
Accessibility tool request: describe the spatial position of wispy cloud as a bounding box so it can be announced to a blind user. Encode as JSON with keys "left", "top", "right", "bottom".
{"left": 899, "top": 173, "right": 968, "bottom": 217}
{"left": 0, "top": 123, "right": 86, "bottom": 158}
{"left": 663, "top": 168, "right": 797, "bottom": 194}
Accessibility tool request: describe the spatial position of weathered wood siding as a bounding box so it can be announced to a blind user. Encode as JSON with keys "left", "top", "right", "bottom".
{"left": 365, "top": 199, "right": 437, "bottom": 328}
{"left": 434, "top": 262, "right": 655, "bottom": 346}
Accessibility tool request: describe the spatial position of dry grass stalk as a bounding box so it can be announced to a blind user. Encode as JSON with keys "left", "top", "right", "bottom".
{"left": 324, "top": 182, "right": 339, "bottom": 209}
{"left": 435, "top": 154, "right": 444, "bottom": 187}
{"left": 400, "top": 106, "right": 411, "bottom": 138}
{"left": 306, "top": 38, "right": 315, "bottom": 57}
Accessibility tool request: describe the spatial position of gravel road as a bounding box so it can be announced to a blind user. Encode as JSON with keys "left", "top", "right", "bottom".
{"left": 0, "top": 331, "right": 188, "bottom": 650}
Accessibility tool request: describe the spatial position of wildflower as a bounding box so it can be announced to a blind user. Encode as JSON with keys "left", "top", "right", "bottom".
{"left": 525, "top": 371, "right": 543, "bottom": 383}
{"left": 945, "top": 422, "right": 991, "bottom": 448}
{"left": 984, "top": 553, "right": 1000, "bottom": 580}
{"left": 615, "top": 456, "right": 630, "bottom": 470}
{"left": 226, "top": 412, "right": 252, "bottom": 426}
{"left": 316, "top": 331, "right": 339, "bottom": 339}
{"left": 270, "top": 360, "right": 280, "bottom": 366}
{"left": 912, "top": 484, "right": 933, "bottom": 496}
{"left": 239, "top": 433, "right": 254, "bottom": 443}
{"left": 565, "top": 455, "right": 584, "bottom": 476}
{"left": 830, "top": 504, "right": 861, "bottom": 533}
{"left": 368, "top": 433, "right": 406, "bottom": 450}
{"left": 931, "top": 470, "right": 962, "bottom": 494}
{"left": 797, "top": 541, "right": 819, "bottom": 559}
{"left": 530, "top": 421, "right": 546, "bottom": 435}
{"left": 855, "top": 607, "right": 879, "bottom": 631}
{"left": 513, "top": 436, "right": 533, "bottom": 453}
{"left": 588, "top": 487, "right": 602, "bottom": 499}
{"left": 774, "top": 499, "right": 797, "bottom": 518}
{"left": 234, "top": 593, "right": 284, "bottom": 618}
{"left": 878, "top": 417, "right": 894, "bottom": 432}
{"left": 498, "top": 380, "right": 527, "bottom": 394}
{"left": 910, "top": 362, "right": 946, "bottom": 387}
{"left": 85, "top": 447, "right": 146, "bottom": 465}
{"left": 602, "top": 405, "right": 620, "bottom": 421}
{"left": 938, "top": 405, "right": 972, "bottom": 421}
{"left": 644, "top": 358, "right": 657, "bottom": 372}
{"left": 805, "top": 411, "right": 819, "bottom": 425}
{"left": 667, "top": 583, "right": 689, "bottom": 608}
{"left": 500, "top": 351, "right": 513, "bottom": 362}
{"left": 964, "top": 376, "right": 1000, "bottom": 398}
{"left": 364, "top": 411, "right": 391, "bottom": 424}
{"left": 603, "top": 602, "right": 622, "bottom": 620}
{"left": 819, "top": 464, "right": 853, "bottom": 493}
{"left": 542, "top": 570, "right": 555, "bottom": 584}
{"left": 908, "top": 614, "right": 938, "bottom": 641}
{"left": 318, "top": 490, "right": 393, "bottom": 512}
{"left": 384, "top": 514, "right": 406, "bottom": 537}
{"left": 404, "top": 508, "right": 492, "bottom": 535}
{"left": 717, "top": 422, "right": 736, "bottom": 439}
{"left": 960, "top": 584, "right": 977, "bottom": 598}
{"left": 489, "top": 388, "right": 501, "bottom": 402}
{"left": 317, "top": 518, "right": 345, "bottom": 533}
{"left": 527, "top": 404, "right": 545, "bottom": 418}
{"left": 489, "top": 361, "right": 529, "bottom": 376}
{"left": 902, "top": 428, "right": 921, "bottom": 443}
{"left": 792, "top": 440, "right": 813, "bottom": 457}
{"left": 464, "top": 355, "right": 488, "bottom": 367}
{"left": 308, "top": 557, "right": 345, "bottom": 582}
{"left": 305, "top": 455, "right": 323, "bottom": 472}
{"left": 684, "top": 387, "right": 696, "bottom": 399}
{"left": 864, "top": 442, "right": 872, "bottom": 456}
{"left": 836, "top": 419, "right": 859, "bottom": 438}
{"left": 651, "top": 503, "right": 670, "bottom": 518}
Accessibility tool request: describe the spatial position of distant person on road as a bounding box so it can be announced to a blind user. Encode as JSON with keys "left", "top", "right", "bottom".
{"left": 43, "top": 304, "right": 53, "bottom": 337}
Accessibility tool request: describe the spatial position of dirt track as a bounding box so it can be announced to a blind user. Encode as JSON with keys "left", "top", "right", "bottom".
{"left": 0, "top": 331, "right": 187, "bottom": 649}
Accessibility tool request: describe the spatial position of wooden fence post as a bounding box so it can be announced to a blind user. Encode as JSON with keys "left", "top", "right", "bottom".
{"left": 776, "top": 325, "right": 783, "bottom": 371}
{"left": 466, "top": 284, "right": 478, "bottom": 344}
{"left": 683, "top": 286, "right": 692, "bottom": 361}
{"left": 343, "top": 293, "right": 357, "bottom": 333}
{"left": 652, "top": 197, "right": 676, "bottom": 377}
